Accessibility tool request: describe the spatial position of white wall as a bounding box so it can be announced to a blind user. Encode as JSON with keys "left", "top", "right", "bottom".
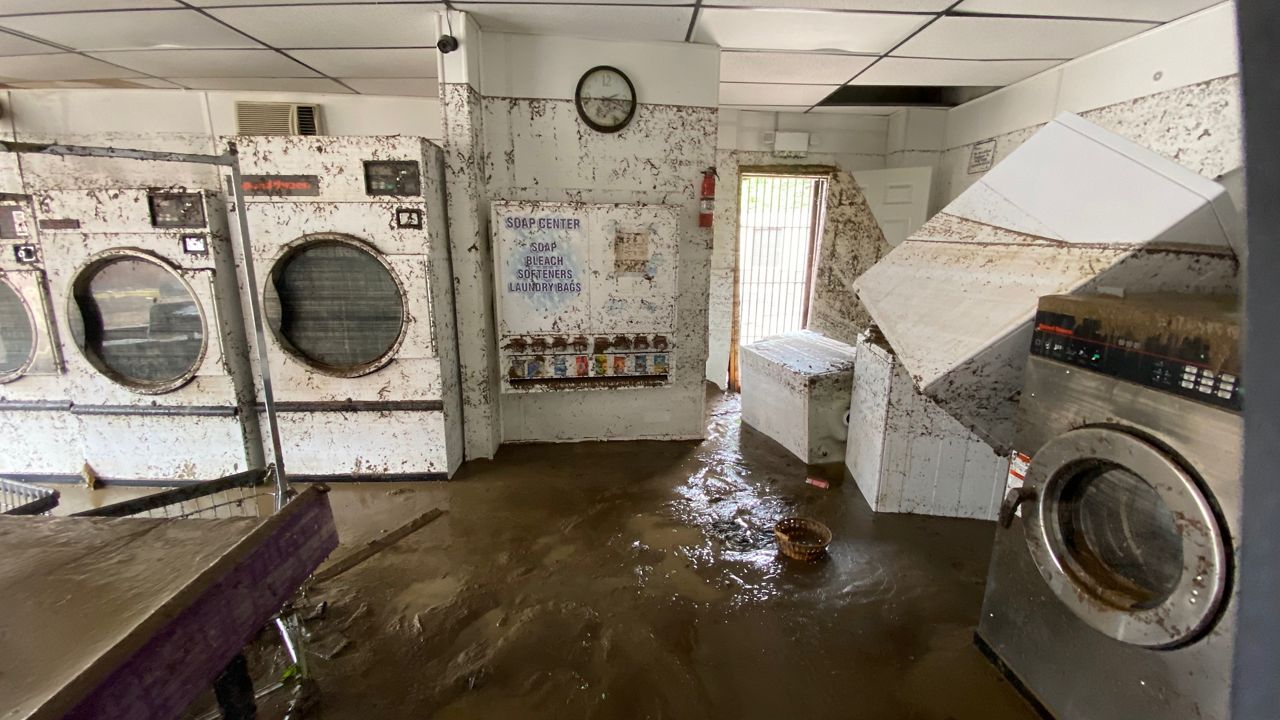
{"left": 717, "top": 108, "right": 887, "bottom": 171}
{"left": 2, "top": 88, "right": 442, "bottom": 153}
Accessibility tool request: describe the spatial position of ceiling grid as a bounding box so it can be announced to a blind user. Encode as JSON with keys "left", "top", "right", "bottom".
{"left": 0, "top": 0, "right": 1224, "bottom": 105}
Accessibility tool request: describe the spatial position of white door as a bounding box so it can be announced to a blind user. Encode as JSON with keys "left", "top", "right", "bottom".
{"left": 854, "top": 166, "right": 933, "bottom": 247}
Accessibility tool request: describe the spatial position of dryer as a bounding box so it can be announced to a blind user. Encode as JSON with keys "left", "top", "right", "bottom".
{"left": 230, "top": 136, "right": 462, "bottom": 480}
{"left": 978, "top": 293, "right": 1241, "bottom": 719}
{"left": 0, "top": 190, "right": 78, "bottom": 480}
{"left": 38, "top": 187, "right": 262, "bottom": 483}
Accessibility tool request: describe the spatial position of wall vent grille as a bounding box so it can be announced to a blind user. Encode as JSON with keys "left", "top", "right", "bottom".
{"left": 235, "top": 102, "right": 323, "bottom": 136}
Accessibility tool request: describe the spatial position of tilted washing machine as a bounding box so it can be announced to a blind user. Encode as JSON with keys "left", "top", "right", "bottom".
{"left": 979, "top": 293, "right": 1242, "bottom": 719}
{"left": 230, "top": 136, "right": 462, "bottom": 480}
{"left": 0, "top": 181, "right": 78, "bottom": 480}
{"left": 38, "top": 186, "right": 262, "bottom": 482}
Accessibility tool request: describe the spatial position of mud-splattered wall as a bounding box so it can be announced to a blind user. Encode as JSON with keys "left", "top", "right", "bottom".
{"left": 439, "top": 21, "right": 720, "bottom": 444}
{"left": 939, "top": 75, "right": 1242, "bottom": 208}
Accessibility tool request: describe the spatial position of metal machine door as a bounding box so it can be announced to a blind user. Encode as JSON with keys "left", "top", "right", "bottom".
{"left": 0, "top": 269, "right": 61, "bottom": 381}
{"left": 1019, "top": 427, "right": 1228, "bottom": 648}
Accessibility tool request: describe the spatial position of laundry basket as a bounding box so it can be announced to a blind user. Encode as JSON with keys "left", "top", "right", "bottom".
{"left": 774, "top": 517, "right": 832, "bottom": 562}
{"left": 0, "top": 478, "right": 59, "bottom": 516}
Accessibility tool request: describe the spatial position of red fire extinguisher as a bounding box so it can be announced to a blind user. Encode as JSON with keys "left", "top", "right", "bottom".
{"left": 699, "top": 167, "right": 716, "bottom": 228}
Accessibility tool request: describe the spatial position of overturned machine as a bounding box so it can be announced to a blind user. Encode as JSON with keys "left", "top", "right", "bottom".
{"left": 854, "top": 113, "right": 1239, "bottom": 454}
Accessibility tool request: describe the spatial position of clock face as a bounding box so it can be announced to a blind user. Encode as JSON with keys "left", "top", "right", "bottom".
{"left": 575, "top": 66, "right": 636, "bottom": 133}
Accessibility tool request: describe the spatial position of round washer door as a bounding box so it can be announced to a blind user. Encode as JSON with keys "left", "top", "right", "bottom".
{"left": 1023, "top": 427, "right": 1228, "bottom": 648}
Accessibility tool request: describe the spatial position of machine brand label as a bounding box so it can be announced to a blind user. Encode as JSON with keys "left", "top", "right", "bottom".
{"left": 38, "top": 218, "right": 80, "bottom": 230}
{"left": 239, "top": 174, "right": 321, "bottom": 196}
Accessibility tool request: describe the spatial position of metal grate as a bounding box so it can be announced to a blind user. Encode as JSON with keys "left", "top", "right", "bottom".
{"left": 71, "top": 468, "right": 275, "bottom": 520}
{"left": 0, "top": 478, "right": 59, "bottom": 515}
{"left": 736, "top": 174, "right": 827, "bottom": 347}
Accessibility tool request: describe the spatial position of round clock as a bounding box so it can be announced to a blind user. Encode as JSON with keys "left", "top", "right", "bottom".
{"left": 575, "top": 65, "right": 637, "bottom": 134}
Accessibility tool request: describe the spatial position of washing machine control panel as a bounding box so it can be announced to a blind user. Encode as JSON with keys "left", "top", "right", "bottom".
{"left": 1031, "top": 293, "right": 1241, "bottom": 411}
{"left": 148, "top": 191, "right": 206, "bottom": 228}
{"left": 363, "top": 160, "right": 421, "bottom": 197}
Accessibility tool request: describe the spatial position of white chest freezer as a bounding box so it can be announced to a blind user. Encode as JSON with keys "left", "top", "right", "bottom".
{"left": 853, "top": 113, "right": 1239, "bottom": 453}
{"left": 739, "top": 330, "right": 858, "bottom": 464}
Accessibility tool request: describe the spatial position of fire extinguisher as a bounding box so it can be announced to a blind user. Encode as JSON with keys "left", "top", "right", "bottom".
{"left": 699, "top": 167, "right": 716, "bottom": 228}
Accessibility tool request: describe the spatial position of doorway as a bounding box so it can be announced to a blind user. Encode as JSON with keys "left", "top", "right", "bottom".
{"left": 729, "top": 173, "right": 828, "bottom": 389}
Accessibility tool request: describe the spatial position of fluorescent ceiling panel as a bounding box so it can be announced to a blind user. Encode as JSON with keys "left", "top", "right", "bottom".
{"left": 721, "top": 51, "right": 874, "bottom": 84}
{"left": 696, "top": 8, "right": 928, "bottom": 53}
{"left": 895, "top": 15, "right": 1155, "bottom": 59}
{"left": 853, "top": 57, "right": 1061, "bottom": 85}
{"left": 0, "top": 0, "right": 180, "bottom": 11}
{"left": 0, "top": 31, "right": 61, "bottom": 56}
{"left": 720, "top": 82, "right": 837, "bottom": 105}
{"left": 456, "top": 5, "right": 693, "bottom": 43}
{"left": 288, "top": 48, "right": 437, "bottom": 79}
{"left": 955, "top": 0, "right": 1222, "bottom": 22}
{"left": 342, "top": 78, "right": 439, "bottom": 97}
{"left": 0, "top": 10, "right": 260, "bottom": 51}
{"left": 171, "top": 77, "right": 352, "bottom": 93}
{"left": 706, "top": 0, "right": 949, "bottom": 9}
{"left": 0, "top": 52, "right": 143, "bottom": 80}
{"left": 208, "top": 5, "right": 435, "bottom": 48}
{"left": 90, "top": 49, "right": 319, "bottom": 78}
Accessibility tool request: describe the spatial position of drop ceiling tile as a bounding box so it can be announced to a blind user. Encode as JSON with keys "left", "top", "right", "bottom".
{"left": 0, "top": 31, "right": 62, "bottom": 56}
{"left": 171, "top": 77, "right": 352, "bottom": 93}
{"left": 721, "top": 104, "right": 814, "bottom": 112}
{"left": 955, "top": 0, "right": 1221, "bottom": 22}
{"left": 706, "top": 0, "right": 950, "bottom": 9}
{"left": 0, "top": 10, "right": 260, "bottom": 51}
{"left": 721, "top": 51, "right": 874, "bottom": 84}
{"left": 853, "top": 57, "right": 1061, "bottom": 85}
{"left": 463, "top": 0, "right": 685, "bottom": 4}
{"left": 0, "top": 52, "right": 143, "bottom": 80}
{"left": 343, "top": 78, "right": 439, "bottom": 96}
{"left": 288, "top": 48, "right": 436, "bottom": 79}
{"left": 90, "top": 49, "right": 319, "bottom": 78}
{"left": 894, "top": 16, "right": 1155, "bottom": 60}
{"left": 208, "top": 5, "right": 437, "bottom": 49}
{"left": 695, "top": 9, "right": 928, "bottom": 53}
{"left": 456, "top": 5, "right": 693, "bottom": 43}
{"left": 189, "top": 0, "right": 429, "bottom": 5}
{"left": 720, "top": 82, "right": 837, "bottom": 105}
{"left": 0, "top": 0, "right": 180, "bottom": 12}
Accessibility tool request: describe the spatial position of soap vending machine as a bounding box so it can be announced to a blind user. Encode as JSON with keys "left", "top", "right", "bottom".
{"left": 492, "top": 201, "right": 679, "bottom": 391}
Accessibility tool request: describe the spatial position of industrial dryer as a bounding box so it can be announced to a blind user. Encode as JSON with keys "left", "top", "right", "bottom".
{"left": 0, "top": 171, "right": 78, "bottom": 480}
{"left": 979, "top": 293, "right": 1242, "bottom": 720}
{"left": 229, "top": 136, "right": 462, "bottom": 480}
{"left": 38, "top": 186, "right": 263, "bottom": 483}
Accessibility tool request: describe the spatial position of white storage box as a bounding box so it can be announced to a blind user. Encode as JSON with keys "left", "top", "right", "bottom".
{"left": 846, "top": 338, "right": 1007, "bottom": 520}
{"left": 740, "top": 331, "right": 858, "bottom": 464}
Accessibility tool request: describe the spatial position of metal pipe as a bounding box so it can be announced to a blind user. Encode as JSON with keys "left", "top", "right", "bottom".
{"left": 0, "top": 141, "right": 232, "bottom": 167}
{"left": 227, "top": 141, "right": 289, "bottom": 509}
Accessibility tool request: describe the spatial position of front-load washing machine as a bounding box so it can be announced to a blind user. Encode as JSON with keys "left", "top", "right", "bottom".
{"left": 0, "top": 190, "right": 78, "bottom": 480}
{"left": 230, "top": 136, "right": 462, "bottom": 480}
{"left": 39, "top": 187, "right": 262, "bottom": 483}
{"left": 978, "top": 292, "right": 1241, "bottom": 719}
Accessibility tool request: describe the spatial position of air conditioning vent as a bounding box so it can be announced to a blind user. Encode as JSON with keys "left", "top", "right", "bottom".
{"left": 235, "top": 102, "right": 324, "bottom": 136}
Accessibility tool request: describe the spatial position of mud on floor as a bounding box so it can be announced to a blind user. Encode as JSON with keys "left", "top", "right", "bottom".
{"left": 225, "top": 391, "right": 1036, "bottom": 719}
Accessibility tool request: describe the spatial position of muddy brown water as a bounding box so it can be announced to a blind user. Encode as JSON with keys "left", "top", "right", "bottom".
{"left": 65, "top": 390, "right": 1038, "bottom": 719}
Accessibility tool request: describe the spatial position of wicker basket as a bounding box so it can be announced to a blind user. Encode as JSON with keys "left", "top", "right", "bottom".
{"left": 774, "top": 517, "right": 831, "bottom": 562}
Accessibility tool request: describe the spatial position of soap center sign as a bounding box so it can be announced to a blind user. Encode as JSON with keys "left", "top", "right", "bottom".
{"left": 499, "top": 213, "right": 589, "bottom": 332}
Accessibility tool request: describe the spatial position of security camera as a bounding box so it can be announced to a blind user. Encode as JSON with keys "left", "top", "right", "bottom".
{"left": 437, "top": 35, "right": 459, "bottom": 54}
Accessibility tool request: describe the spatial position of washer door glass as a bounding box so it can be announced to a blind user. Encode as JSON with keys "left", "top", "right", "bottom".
{"left": 0, "top": 277, "right": 34, "bottom": 377}
{"left": 1024, "top": 428, "right": 1228, "bottom": 648}
{"left": 74, "top": 256, "right": 204, "bottom": 387}
{"left": 265, "top": 237, "right": 404, "bottom": 375}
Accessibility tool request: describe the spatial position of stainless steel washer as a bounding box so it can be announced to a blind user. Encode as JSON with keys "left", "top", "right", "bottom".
{"left": 978, "top": 293, "right": 1241, "bottom": 720}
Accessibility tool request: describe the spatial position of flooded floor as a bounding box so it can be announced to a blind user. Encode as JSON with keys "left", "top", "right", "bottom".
{"left": 58, "top": 390, "right": 1037, "bottom": 719}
